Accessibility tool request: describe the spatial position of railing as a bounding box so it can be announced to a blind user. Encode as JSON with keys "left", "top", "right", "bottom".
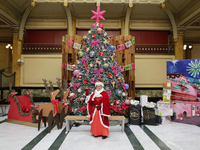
{"left": 22, "top": 43, "right": 62, "bottom": 54}
{"left": 22, "top": 43, "right": 174, "bottom": 54}
{"left": 135, "top": 44, "right": 174, "bottom": 54}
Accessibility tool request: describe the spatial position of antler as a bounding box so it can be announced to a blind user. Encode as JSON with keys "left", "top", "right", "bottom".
{"left": 56, "top": 78, "right": 64, "bottom": 95}
{"left": 42, "top": 79, "right": 54, "bottom": 99}
{"left": 49, "top": 80, "right": 54, "bottom": 92}
{"left": 42, "top": 79, "right": 51, "bottom": 96}
{"left": 56, "top": 78, "right": 69, "bottom": 96}
{"left": 63, "top": 79, "right": 69, "bottom": 91}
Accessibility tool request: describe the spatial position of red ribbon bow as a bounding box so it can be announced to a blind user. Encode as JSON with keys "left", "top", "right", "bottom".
{"left": 83, "top": 64, "right": 88, "bottom": 69}
{"left": 81, "top": 57, "right": 88, "bottom": 65}
{"left": 92, "top": 40, "right": 100, "bottom": 49}
{"left": 26, "top": 91, "right": 31, "bottom": 95}
{"left": 94, "top": 68, "right": 103, "bottom": 78}
{"left": 107, "top": 91, "right": 111, "bottom": 98}
{"left": 111, "top": 65, "right": 117, "bottom": 75}
{"left": 121, "top": 83, "right": 125, "bottom": 91}
{"left": 51, "top": 99, "right": 59, "bottom": 113}
{"left": 11, "top": 91, "right": 16, "bottom": 97}
{"left": 73, "top": 83, "right": 80, "bottom": 91}
{"left": 62, "top": 100, "right": 68, "bottom": 108}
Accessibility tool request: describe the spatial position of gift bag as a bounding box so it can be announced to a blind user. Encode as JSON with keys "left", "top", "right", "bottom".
{"left": 143, "top": 106, "right": 156, "bottom": 125}
{"left": 129, "top": 104, "right": 141, "bottom": 125}
{"left": 155, "top": 115, "right": 162, "bottom": 124}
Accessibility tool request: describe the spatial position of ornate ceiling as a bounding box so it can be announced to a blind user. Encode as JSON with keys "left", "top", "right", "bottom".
{"left": 0, "top": 0, "right": 200, "bottom": 30}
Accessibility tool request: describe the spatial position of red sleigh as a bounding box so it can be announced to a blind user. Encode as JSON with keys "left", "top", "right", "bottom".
{"left": 7, "top": 92, "right": 38, "bottom": 123}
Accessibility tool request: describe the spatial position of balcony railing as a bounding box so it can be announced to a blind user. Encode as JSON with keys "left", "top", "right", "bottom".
{"left": 22, "top": 43, "right": 174, "bottom": 54}
{"left": 135, "top": 44, "right": 174, "bottom": 54}
{"left": 22, "top": 43, "right": 62, "bottom": 54}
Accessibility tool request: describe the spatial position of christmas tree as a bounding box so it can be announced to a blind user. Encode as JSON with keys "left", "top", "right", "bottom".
{"left": 68, "top": 5, "right": 129, "bottom": 109}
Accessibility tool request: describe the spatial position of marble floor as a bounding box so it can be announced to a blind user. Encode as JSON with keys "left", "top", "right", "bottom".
{"left": 0, "top": 114, "right": 200, "bottom": 150}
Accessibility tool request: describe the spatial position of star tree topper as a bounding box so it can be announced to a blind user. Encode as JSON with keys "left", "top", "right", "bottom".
{"left": 90, "top": 5, "right": 106, "bottom": 23}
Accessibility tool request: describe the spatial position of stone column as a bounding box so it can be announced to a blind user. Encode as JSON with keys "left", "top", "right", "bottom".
{"left": 174, "top": 30, "right": 184, "bottom": 60}
{"left": 11, "top": 27, "right": 21, "bottom": 86}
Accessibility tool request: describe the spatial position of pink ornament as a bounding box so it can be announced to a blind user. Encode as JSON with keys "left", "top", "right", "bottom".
{"left": 73, "top": 70, "right": 80, "bottom": 76}
{"left": 97, "top": 28, "right": 103, "bottom": 34}
{"left": 125, "top": 99, "right": 130, "bottom": 105}
{"left": 90, "top": 5, "right": 106, "bottom": 23}
{"left": 100, "top": 24, "right": 104, "bottom": 28}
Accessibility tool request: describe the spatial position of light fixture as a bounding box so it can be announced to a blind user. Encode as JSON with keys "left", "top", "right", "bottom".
{"left": 17, "top": 59, "right": 24, "bottom": 65}
{"left": 183, "top": 45, "right": 187, "bottom": 50}
{"left": 6, "top": 44, "right": 12, "bottom": 49}
{"left": 188, "top": 44, "right": 193, "bottom": 49}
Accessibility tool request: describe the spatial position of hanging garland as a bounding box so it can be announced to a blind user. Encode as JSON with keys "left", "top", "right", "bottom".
{"left": 9, "top": 91, "right": 39, "bottom": 123}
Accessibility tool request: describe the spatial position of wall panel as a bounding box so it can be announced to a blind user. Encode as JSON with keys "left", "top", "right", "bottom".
{"left": 20, "top": 54, "right": 62, "bottom": 87}
{"left": 135, "top": 55, "right": 175, "bottom": 87}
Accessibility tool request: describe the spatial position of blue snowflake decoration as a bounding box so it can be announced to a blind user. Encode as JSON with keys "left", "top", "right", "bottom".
{"left": 186, "top": 59, "right": 200, "bottom": 78}
{"left": 168, "top": 65, "right": 177, "bottom": 73}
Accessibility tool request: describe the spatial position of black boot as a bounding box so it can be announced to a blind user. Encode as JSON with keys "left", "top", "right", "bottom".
{"left": 102, "top": 136, "right": 107, "bottom": 139}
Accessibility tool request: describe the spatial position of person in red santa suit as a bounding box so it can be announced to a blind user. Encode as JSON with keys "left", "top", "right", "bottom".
{"left": 85, "top": 81, "right": 110, "bottom": 139}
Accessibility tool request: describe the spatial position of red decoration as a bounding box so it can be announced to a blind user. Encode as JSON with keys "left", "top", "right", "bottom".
{"left": 84, "top": 87, "right": 89, "bottom": 96}
{"left": 99, "top": 52, "right": 104, "bottom": 56}
{"left": 70, "top": 100, "right": 73, "bottom": 103}
{"left": 83, "top": 46, "right": 87, "bottom": 51}
{"left": 84, "top": 79, "right": 88, "bottom": 84}
{"left": 117, "top": 77, "right": 121, "bottom": 81}
{"left": 108, "top": 74, "right": 113, "bottom": 79}
{"left": 11, "top": 91, "right": 16, "bottom": 97}
{"left": 90, "top": 78, "right": 97, "bottom": 84}
{"left": 26, "top": 91, "right": 31, "bottom": 95}
{"left": 117, "top": 82, "right": 120, "bottom": 88}
{"left": 83, "top": 64, "right": 88, "bottom": 69}
{"left": 51, "top": 99, "right": 59, "bottom": 113}
{"left": 92, "top": 33, "right": 97, "bottom": 38}
{"left": 125, "top": 99, "right": 130, "bottom": 105}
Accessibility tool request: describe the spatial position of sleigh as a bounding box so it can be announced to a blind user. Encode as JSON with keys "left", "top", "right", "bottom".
{"left": 7, "top": 94, "right": 38, "bottom": 123}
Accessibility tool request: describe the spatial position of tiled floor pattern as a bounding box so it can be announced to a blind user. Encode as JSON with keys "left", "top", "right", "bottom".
{"left": 0, "top": 115, "right": 200, "bottom": 150}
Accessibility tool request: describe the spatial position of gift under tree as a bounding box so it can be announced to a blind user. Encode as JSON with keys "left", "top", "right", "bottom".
{"left": 68, "top": 5, "right": 129, "bottom": 109}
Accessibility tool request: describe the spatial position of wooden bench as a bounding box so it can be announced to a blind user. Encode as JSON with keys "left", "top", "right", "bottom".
{"left": 64, "top": 115, "right": 126, "bottom": 133}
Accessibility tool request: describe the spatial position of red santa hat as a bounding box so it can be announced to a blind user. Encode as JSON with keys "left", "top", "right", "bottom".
{"left": 95, "top": 81, "right": 104, "bottom": 87}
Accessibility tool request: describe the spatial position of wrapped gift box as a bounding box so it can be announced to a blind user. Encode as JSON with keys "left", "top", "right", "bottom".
{"left": 155, "top": 107, "right": 173, "bottom": 116}
{"left": 157, "top": 101, "right": 171, "bottom": 108}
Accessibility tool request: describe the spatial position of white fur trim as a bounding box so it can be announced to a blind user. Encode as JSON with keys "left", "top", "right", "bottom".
{"left": 100, "top": 103, "right": 111, "bottom": 117}
{"left": 89, "top": 109, "right": 110, "bottom": 129}
{"left": 98, "top": 111, "right": 110, "bottom": 128}
{"left": 91, "top": 89, "right": 104, "bottom": 101}
{"left": 89, "top": 108, "right": 97, "bottom": 124}
{"left": 95, "top": 82, "right": 104, "bottom": 87}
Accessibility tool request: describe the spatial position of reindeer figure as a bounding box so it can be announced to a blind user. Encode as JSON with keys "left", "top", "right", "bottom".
{"left": 56, "top": 78, "right": 70, "bottom": 128}
{"left": 38, "top": 79, "right": 61, "bottom": 133}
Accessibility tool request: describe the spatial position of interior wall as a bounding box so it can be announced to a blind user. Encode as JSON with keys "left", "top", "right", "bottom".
{"left": 20, "top": 53, "right": 175, "bottom": 87}
{"left": 20, "top": 54, "right": 62, "bottom": 87}
{"left": 76, "top": 29, "right": 121, "bottom": 36}
{"left": 26, "top": 30, "right": 67, "bottom": 43}
{"left": 0, "top": 43, "right": 11, "bottom": 73}
{"left": 191, "top": 44, "right": 200, "bottom": 59}
{"left": 130, "top": 30, "right": 169, "bottom": 44}
{"left": 135, "top": 55, "right": 175, "bottom": 87}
